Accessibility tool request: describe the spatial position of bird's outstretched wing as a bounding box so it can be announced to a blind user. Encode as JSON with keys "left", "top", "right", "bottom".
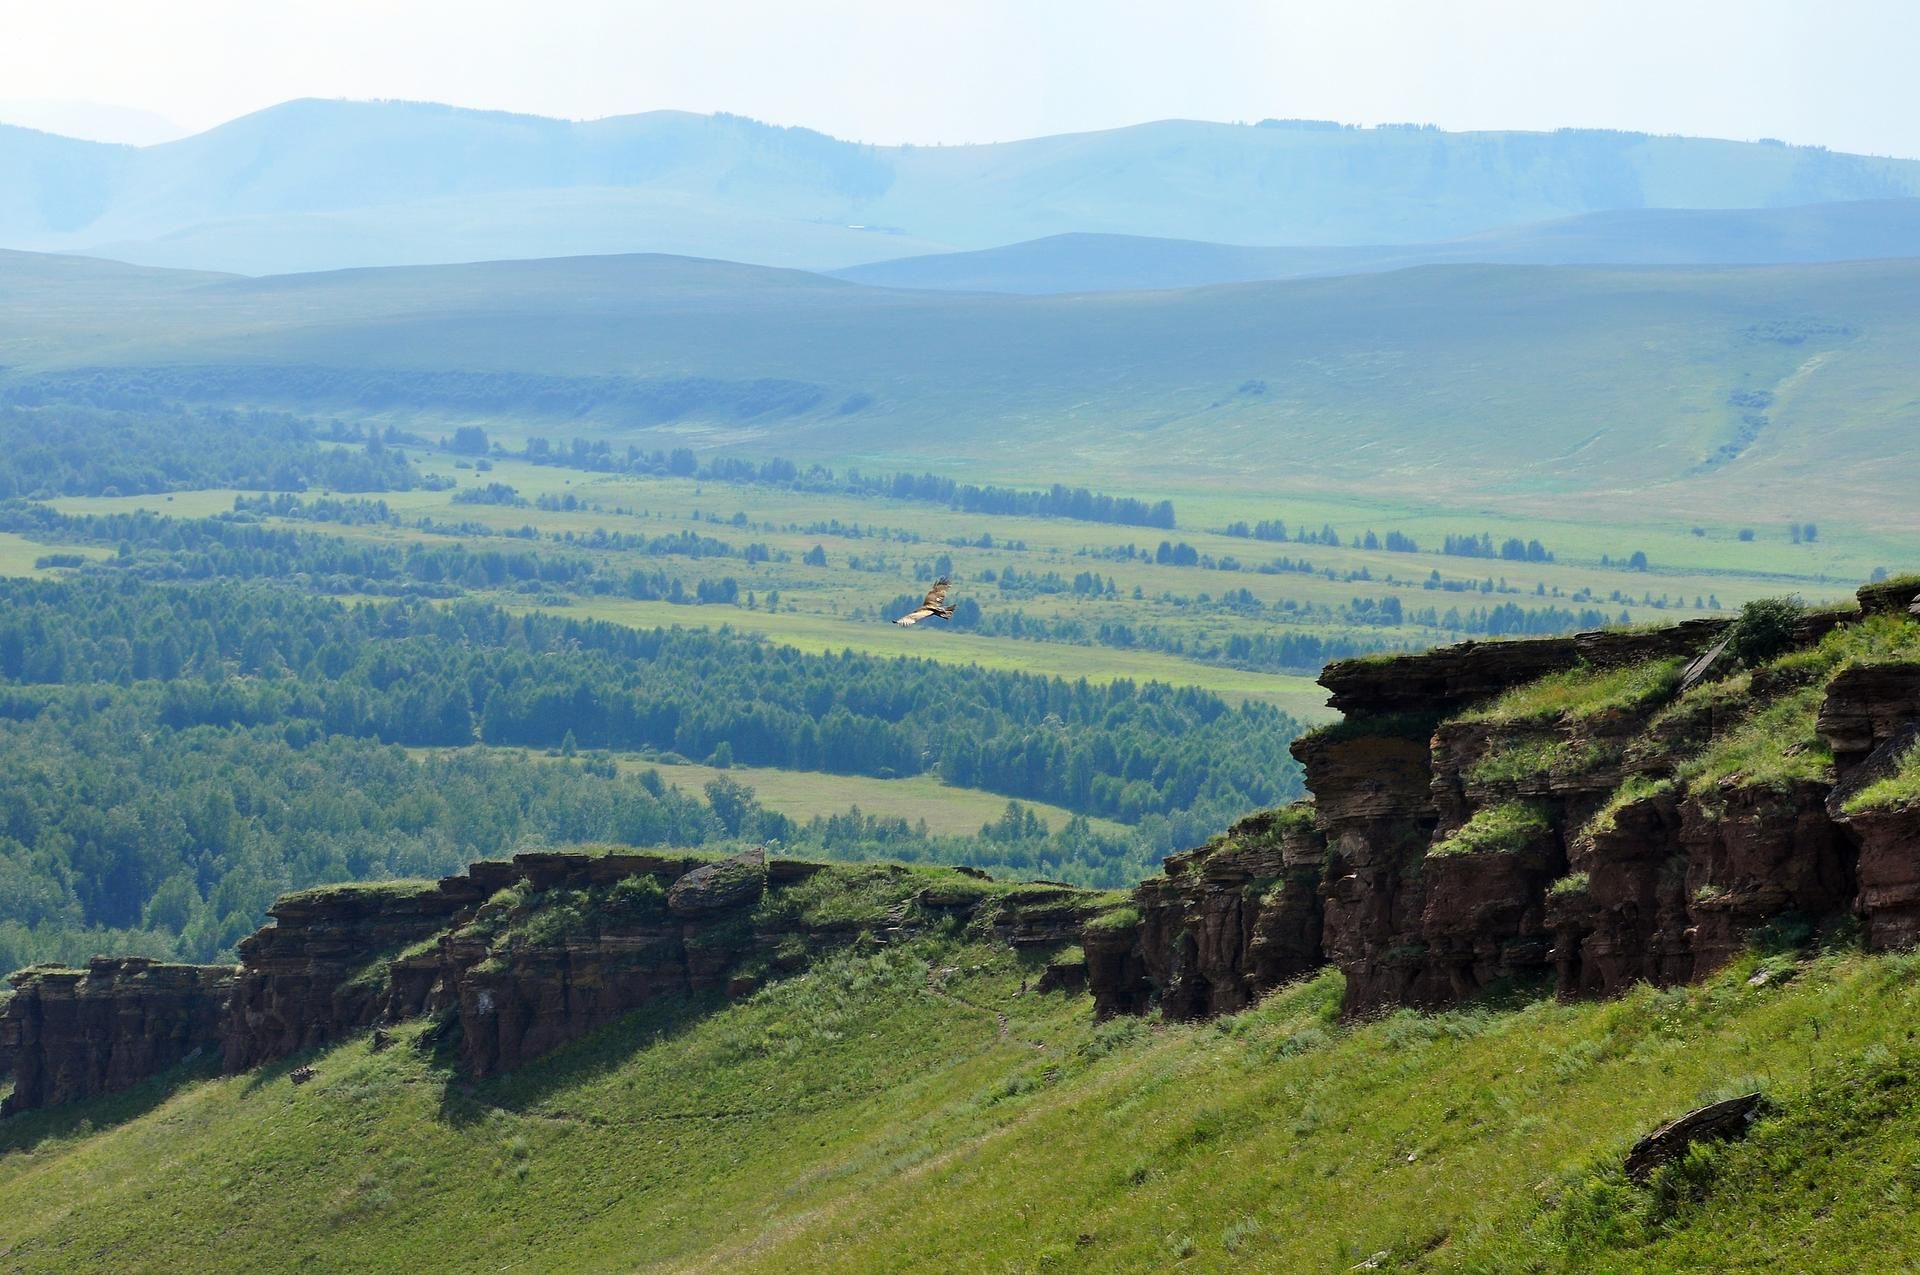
{"left": 894, "top": 577, "right": 956, "bottom": 626}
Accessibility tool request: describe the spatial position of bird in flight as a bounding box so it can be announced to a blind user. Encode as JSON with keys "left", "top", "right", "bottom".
{"left": 895, "top": 577, "right": 956, "bottom": 626}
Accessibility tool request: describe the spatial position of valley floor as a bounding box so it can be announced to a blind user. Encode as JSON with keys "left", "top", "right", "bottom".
{"left": 4, "top": 938, "right": 1919, "bottom": 1272}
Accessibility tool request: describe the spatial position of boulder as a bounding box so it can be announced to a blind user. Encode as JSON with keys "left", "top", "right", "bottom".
{"left": 666, "top": 848, "right": 768, "bottom": 916}
{"left": 1624, "top": 1092, "right": 1767, "bottom": 1184}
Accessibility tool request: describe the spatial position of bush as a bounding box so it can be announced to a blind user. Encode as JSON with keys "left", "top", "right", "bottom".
{"left": 1726, "top": 596, "right": 1802, "bottom": 667}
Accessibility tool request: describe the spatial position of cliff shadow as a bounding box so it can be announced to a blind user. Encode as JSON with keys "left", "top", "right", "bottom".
{"left": 0, "top": 1053, "right": 221, "bottom": 1156}
{"left": 436, "top": 989, "right": 728, "bottom": 1129}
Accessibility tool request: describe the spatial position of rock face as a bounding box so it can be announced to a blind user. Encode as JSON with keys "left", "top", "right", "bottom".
{"left": 1094, "top": 807, "right": 1325, "bottom": 1020}
{"left": 218, "top": 848, "right": 1101, "bottom": 1084}
{"left": 222, "top": 877, "right": 487, "bottom": 1072}
{"left": 1090, "top": 581, "right": 1920, "bottom": 1021}
{"left": 5, "top": 850, "right": 1104, "bottom": 1114}
{"left": 1, "top": 959, "right": 235, "bottom": 1117}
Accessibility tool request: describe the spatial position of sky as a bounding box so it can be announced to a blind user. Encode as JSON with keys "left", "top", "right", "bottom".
{"left": 2, "top": 0, "right": 1917, "bottom": 157}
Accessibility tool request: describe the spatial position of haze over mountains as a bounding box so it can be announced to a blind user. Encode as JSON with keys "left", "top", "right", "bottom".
{"left": 834, "top": 201, "right": 1920, "bottom": 294}
{"left": 8, "top": 98, "right": 1920, "bottom": 275}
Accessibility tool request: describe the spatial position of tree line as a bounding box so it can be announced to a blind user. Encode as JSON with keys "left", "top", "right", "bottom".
{"left": 0, "top": 401, "right": 428, "bottom": 499}
{"left": 0, "top": 577, "right": 1304, "bottom": 826}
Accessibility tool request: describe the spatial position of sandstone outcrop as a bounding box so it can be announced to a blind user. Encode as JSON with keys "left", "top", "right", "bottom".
{"left": 1091, "top": 579, "right": 1920, "bottom": 1021}
{"left": 1093, "top": 807, "right": 1324, "bottom": 1020}
{"left": 222, "top": 876, "right": 487, "bottom": 1071}
{"left": 4, "top": 847, "right": 1101, "bottom": 1115}
{"left": 2, "top": 958, "right": 235, "bottom": 1117}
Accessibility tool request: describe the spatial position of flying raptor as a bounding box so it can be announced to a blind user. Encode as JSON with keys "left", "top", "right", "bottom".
{"left": 894, "top": 577, "right": 956, "bottom": 626}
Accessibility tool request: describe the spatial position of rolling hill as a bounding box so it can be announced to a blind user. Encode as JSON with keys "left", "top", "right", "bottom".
{"left": 2, "top": 247, "right": 1916, "bottom": 527}
{"left": 7, "top": 101, "right": 1920, "bottom": 273}
{"left": 3, "top": 921, "right": 1918, "bottom": 1271}
{"left": 834, "top": 199, "right": 1920, "bottom": 294}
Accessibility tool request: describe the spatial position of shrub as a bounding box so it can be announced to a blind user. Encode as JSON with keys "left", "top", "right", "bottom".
{"left": 1726, "top": 596, "right": 1802, "bottom": 667}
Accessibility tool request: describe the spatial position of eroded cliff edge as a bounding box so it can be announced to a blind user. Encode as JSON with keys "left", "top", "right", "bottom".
{"left": 1, "top": 849, "right": 1097, "bottom": 1115}
{"left": 1091, "top": 578, "right": 1920, "bottom": 1019}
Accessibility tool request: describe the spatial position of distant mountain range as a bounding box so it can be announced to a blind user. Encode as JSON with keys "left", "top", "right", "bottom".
{"left": 834, "top": 201, "right": 1920, "bottom": 294}
{"left": 6, "top": 99, "right": 1920, "bottom": 275}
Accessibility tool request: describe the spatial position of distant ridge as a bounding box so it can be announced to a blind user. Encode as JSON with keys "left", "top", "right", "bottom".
{"left": 6, "top": 99, "right": 1920, "bottom": 274}
{"left": 834, "top": 201, "right": 1920, "bottom": 294}
{"left": 2, "top": 247, "right": 1917, "bottom": 527}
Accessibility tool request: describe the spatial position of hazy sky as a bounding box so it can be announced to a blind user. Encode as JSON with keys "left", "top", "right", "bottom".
{"left": 3, "top": 0, "right": 1917, "bottom": 156}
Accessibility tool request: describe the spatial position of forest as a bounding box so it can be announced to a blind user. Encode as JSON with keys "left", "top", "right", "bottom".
{"left": 0, "top": 575, "right": 1301, "bottom": 969}
{"left": 0, "top": 401, "right": 428, "bottom": 498}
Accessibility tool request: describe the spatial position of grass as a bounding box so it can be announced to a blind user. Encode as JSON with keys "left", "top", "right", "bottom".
{"left": 1843, "top": 739, "right": 1920, "bottom": 815}
{"left": 1547, "top": 871, "right": 1590, "bottom": 898}
{"left": 404, "top": 745, "right": 1127, "bottom": 838}
{"left": 1429, "top": 801, "right": 1553, "bottom": 859}
{"left": 9, "top": 941, "right": 1920, "bottom": 1270}
{"left": 1467, "top": 735, "right": 1617, "bottom": 786}
{"left": 1582, "top": 776, "right": 1677, "bottom": 840}
{"left": 274, "top": 878, "right": 441, "bottom": 905}
{"left": 617, "top": 752, "right": 1128, "bottom": 838}
{"left": 1454, "top": 657, "right": 1685, "bottom": 726}
{"left": 0, "top": 532, "right": 111, "bottom": 579}
{"left": 1676, "top": 685, "right": 1833, "bottom": 795}
{"left": 1085, "top": 904, "right": 1141, "bottom": 932}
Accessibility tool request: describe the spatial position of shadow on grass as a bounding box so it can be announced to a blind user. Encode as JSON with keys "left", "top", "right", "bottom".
{"left": 0, "top": 1053, "right": 221, "bottom": 1156}
{"left": 436, "top": 990, "right": 728, "bottom": 1129}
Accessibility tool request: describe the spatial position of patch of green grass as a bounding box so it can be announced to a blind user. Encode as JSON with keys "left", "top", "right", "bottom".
{"left": 1296, "top": 711, "right": 1440, "bottom": 747}
{"left": 1843, "top": 739, "right": 1920, "bottom": 815}
{"left": 273, "top": 878, "right": 440, "bottom": 906}
{"left": 1085, "top": 904, "right": 1141, "bottom": 932}
{"left": 1548, "top": 871, "right": 1591, "bottom": 898}
{"left": 1468, "top": 735, "right": 1618, "bottom": 786}
{"left": 751, "top": 862, "right": 995, "bottom": 931}
{"left": 1676, "top": 685, "right": 1832, "bottom": 795}
{"left": 1455, "top": 658, "right": 1684, "bottom": 727}
{"left": 1583, "top": 775, "right": 1677, "bottom": 839}
{"left": 1429, "top": 801, "right": 1553, "bottom": 859}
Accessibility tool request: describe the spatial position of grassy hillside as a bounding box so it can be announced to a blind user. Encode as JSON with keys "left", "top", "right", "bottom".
{"left": 4, "top": 249, "right": 1919, "bottom": 529}
{"left": 9, "top": 103, "right": 1920, "bottom": 272}
{"left": 3, "top": 932, "right": 1916, "bottom": 1272}
{"left": 836, "top": 200, "right": 1920, "bottom": 294}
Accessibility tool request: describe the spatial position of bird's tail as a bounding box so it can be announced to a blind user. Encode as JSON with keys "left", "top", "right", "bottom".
{"left": 933, "top": 605, "right": 955, "bottom": 620}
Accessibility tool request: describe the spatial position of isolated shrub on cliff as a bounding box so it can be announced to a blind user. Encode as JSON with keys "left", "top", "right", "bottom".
{"left": 1727, "top": 596, "right": 1802, "bottom": 667}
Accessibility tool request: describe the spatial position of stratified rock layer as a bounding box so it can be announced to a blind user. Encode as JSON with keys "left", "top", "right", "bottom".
{"left": 1090, "top": 580, "right": 1920, "bottom": 1021}
{"left": 1, "top": 958, "right": 235, "bottom": 1117}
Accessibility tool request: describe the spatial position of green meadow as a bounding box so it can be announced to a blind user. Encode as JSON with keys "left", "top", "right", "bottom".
{"left": 3, "top": 934, "right": 1915, "bottom": 1273}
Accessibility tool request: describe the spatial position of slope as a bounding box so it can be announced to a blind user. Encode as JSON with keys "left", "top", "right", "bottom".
{"left": 3, "top": 937, "right": 1917, "bottom": 1271}
{"left": 3, "top": 249, "right": 1918, "bottom": 525}
{"left": 10, "top": 102, "right": 1920, "bottom": 272}
{"left": 835, "top": 199, "right": 1920, "bottom": 294}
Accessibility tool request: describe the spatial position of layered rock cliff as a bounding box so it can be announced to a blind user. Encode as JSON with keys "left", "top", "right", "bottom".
{"left": 4, "top": 850, "right": 1101, "bottom": 1114}
{"left": 1092, "top": 579, "right": 1920, "bottom": 1019}
{"left": 1, "top": 958, "right": 236, "bottom": 1117}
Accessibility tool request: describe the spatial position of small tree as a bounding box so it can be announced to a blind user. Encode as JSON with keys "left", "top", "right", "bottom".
{"left": 1727, "top": 596, "right": 1802, "bottom": 667}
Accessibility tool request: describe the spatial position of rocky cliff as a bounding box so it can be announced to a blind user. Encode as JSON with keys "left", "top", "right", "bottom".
{"left": 3, "top": 850, "right": 1102, "bottom": 1115}
{"left": 1092, "top": 579, "right": 1920, "bottom": 1019}
{"left": 223, "top": 846, "right": 1101, "bottom": 1079}
{"left": 0, "top": 958, "right": 236, "bottom": 1117}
